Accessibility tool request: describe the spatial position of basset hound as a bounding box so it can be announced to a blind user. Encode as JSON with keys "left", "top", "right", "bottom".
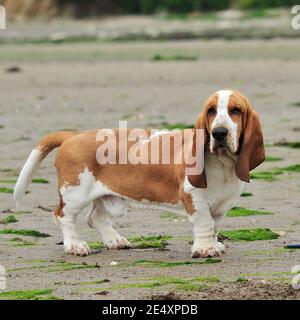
{"left": 14, "top": 89, "right": 265, "bottom": 258}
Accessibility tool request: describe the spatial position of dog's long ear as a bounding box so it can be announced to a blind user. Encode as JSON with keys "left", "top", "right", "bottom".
{"left": 187, "top": 112, "right": 208, "bottom": 188}
{"left": 235, "top": 104, "right": 265, "bottom": 183}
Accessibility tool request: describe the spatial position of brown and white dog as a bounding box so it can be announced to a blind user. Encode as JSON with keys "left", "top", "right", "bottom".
{"left": 14, "top": 89, "right": 265, "bottom": 258}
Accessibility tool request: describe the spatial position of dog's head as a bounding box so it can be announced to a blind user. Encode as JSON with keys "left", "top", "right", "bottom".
{"left": 188, "top": 89, "right": 265, "bottom": 188}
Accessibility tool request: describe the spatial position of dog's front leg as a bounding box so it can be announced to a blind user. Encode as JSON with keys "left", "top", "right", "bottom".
{"left": 189, "top": 204, "right": 225, "bottom": 258}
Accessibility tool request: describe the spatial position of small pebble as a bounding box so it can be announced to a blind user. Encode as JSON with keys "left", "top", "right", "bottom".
{"left": 260, "top": 280, "right": 267, "bottom": 284}
{"left": 277, "top": 231, "right": 286, "bottom": 237}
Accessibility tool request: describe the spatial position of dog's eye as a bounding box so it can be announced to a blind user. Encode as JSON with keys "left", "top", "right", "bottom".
{"left": 207, "top": 107, "right": 216, "bottom": 116}
{"left": 231, "top": 107, "right": 241, "bottom": 115}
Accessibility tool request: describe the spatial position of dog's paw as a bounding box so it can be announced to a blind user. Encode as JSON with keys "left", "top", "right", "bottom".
{"left": 191, "top": 240, "right": 225, "bottom": 258}
{"left": 104, "top": 236, "right": 132, "bottom": 250}
{"left": 64, "top": 240, "right": 91, "bottom": 256}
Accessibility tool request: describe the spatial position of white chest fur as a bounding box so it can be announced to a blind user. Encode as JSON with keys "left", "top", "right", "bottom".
{"left": 201, "top": 152, "right": 242, "bottom": 214}
{"left": 185, "top": 152, "right": 242, "bottom": 216}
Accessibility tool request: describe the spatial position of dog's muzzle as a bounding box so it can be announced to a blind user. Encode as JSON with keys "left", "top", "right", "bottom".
{"left": 212, "top": 127, "right": 228, "bottom": 146}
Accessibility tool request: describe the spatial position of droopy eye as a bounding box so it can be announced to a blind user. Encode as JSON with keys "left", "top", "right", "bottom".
{"left": 231, "top": 106, "right": 241, "bottom": 115}
{"left": 207, "top": 107, "right": 216, "bottom": 116}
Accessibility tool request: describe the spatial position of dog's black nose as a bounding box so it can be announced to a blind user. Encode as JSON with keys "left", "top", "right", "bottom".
{"left": 212, "top": 127, "right": 228, "bottom": 141}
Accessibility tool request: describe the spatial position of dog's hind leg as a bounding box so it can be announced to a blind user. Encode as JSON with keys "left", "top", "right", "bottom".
{"left": 87, "top": 198, "right": 131, "bottom": 250}
{"left": 56, "top": 197, "right": 91, "bottom": 256}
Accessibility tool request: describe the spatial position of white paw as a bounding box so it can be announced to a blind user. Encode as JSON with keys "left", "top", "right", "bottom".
{"left": 104, "top": 236, "right": 131, "bottom": 250}
{"left": 64, "top": 240, "right": 91, "bottom": 256}
{"left": 191, "top": 240, "right": 225, "bottom": 258}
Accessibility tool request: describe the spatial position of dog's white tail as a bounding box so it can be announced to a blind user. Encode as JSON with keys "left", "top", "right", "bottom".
{"left": 14, "top": 131, "right": 78, "bottom": 206}
{"left": 14, "top": 149, "right": 43, "bottom": 206}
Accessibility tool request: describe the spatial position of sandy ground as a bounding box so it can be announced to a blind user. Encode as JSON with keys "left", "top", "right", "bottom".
{"left": 0, "top": 37, "right": 300, "bottom": 300}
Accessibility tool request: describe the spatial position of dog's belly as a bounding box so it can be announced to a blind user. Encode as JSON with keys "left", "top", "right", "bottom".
{"left": 129, "top": 199, "right": 186, "bottom": 215}
{"left": 100, "top": 195, "right": 186, "bottom": 217}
